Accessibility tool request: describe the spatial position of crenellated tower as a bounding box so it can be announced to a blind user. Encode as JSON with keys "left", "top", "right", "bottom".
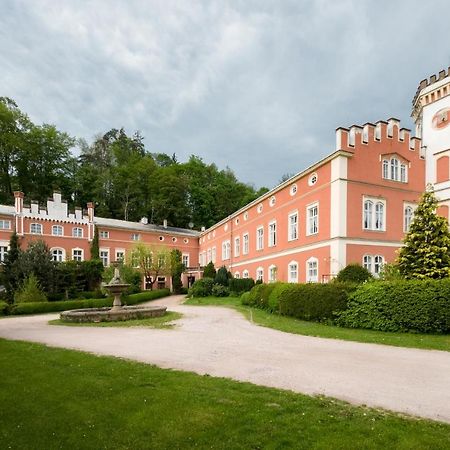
{"left": 412, "top": 68, "right": 450, "bottom": 213}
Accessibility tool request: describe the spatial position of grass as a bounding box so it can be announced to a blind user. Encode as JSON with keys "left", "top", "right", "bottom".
{"left": 184, "top": 297, "right": 450, "bottom": 352}
{"left": 0, "top": 339, "right": 449, "bottom": 449}
{"left": 48, "top": 311, "right": 182, "bottom": 329}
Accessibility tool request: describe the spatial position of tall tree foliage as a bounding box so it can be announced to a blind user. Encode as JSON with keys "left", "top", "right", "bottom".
{"left": 2, "top": 231, "right": 21, "bottom": 302}
{"left": 398, "top": 188, "right": 450, "bottom": 279}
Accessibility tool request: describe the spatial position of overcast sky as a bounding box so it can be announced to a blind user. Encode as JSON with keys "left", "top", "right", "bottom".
{"left": 1, "top": 0, "right": 449, "bottom": 188}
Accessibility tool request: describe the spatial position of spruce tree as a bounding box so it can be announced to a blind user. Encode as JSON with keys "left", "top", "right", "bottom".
{"left": 398, "top": 188, "right": 450, "bottom": 279}
{"left": 203, "top": 261, "right": 216, "bottom": 279}
{"left": 2, "top": 231, "right": 21, "bottom": 302}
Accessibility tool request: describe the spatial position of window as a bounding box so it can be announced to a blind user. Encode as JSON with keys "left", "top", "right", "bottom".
{"left": 222, "top": 240, "right": 230, "bottom": 260}
{"left": 207, "top": 248, "right": 211, "bottom": 263}
{"left": 268, "top": 221, "right": 277, "bottom": 247}
{"left": 212, "top": 247, "right": 216, "bottom": 263}
{"left": 256, "top": 227, "right": 264, "bottom": 250}
{"left": 52, "top": 225, "right": 63, "bottom": 236}
{"left": 100, "top": 250, "right": 109, "bottom": 266}
{"left": 182, "top": 254, "right": 189, "bottom": 268}
{"left": 288, "top": 261, "right": 298, "bottom": 283}
{"left": 0, "top": 246, "right": 8, "bottom": 262}
{"left": 234, "top": 236, "right": 240, "bottom": 257}
{"left": 307, "top": 204, "right": 318, "bottom": 235}
{"left": 242, "top": 270, "right": 249, "bottom": 279}
{"left": 363, "top": 198, "right": 385, "bottom": 231}
{"left": 257, "top": 203, "right": 263, "bottom": 214}
{"left": 52, "top": 248, "right": 64, "bottom": 262}
{"left": 308, "top": 172, "right": 318, "bottom": 186}
{"left": 72, "top": 249, "right": 83, "bottom": 261}
{"left": 0, "top": 220, "right": 11, "bottom": 230}
{"left": 404, "top": 205, "right": 414, "bottom": 232}
{"left": 382, "top": 157, "right": 408, "bottom": 182}
{"left": 306, "top": 258, "right": 318, "bottom": 282}
{"left": 256, "top": 267, "right": 264, "bottom": 282}
{"left": 290, "top": 184, "right": 297, "bottom": 196}
{"left": 363, "top": 255, "right": 384, "bottom": 277}
{"left": 30, "top": 223, "right": 42, "bottom": 234}
{"left": 115, "top": 250, "right": 125, "bottom": 262}
{"left": 131, "top": 233, "right": 140, "bottom": 241}
{"left": 268, "top": 265, "right": 277, "bottom": 283}
{"left": 199, "top": 252, "right": 204, "bottom": 267}
{"left": 288, "top": 212, "right": 298, "bottom": 241}
{"left": 269, "top": 196, "right": 276, "bottom": 207}
{"left": 243, "top": 233, "right": 249, "bottom": 255}
{"left": 234, "top": 272, "right": 240, "bottom": 279}
{"left": 72, "top": 227, "right": 83, "bottom": 238}
{"left": 100, "top": 231, "right": 109, "bottom": 239}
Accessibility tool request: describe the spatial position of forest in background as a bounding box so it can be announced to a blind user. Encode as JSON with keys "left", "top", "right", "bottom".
{"left": 0, "top": 97, "right": 268, "bottom": 229}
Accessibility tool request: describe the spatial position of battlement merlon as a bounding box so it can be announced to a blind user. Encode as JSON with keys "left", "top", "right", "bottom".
{"left": 412, "top": 67, "right": 450, "bottom": 116}
{"left": 335, "top": 118, "right": 420, "bottom": 152}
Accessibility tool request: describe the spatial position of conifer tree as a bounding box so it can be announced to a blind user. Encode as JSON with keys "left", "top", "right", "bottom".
{"left": 90, "top": 226, "right": 100, "bottom": 259}
{"left": 2, "top": 231, "right": 21, "bottom": 302}
{"left": 398, "top": 188, "right": 450, "bottom": 279}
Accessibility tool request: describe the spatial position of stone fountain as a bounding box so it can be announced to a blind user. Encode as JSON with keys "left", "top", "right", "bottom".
{"left": 60, "top": 263, "right": 167, "bottom": 323}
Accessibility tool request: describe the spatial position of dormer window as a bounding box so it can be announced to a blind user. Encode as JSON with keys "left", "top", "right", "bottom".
{"left": 382, "top": 156, "right": 408, "bottom": 182}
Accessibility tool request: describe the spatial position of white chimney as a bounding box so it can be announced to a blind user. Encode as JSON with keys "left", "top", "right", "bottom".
{"left": 163, "top": 219, "right": 167, "bottom": 228}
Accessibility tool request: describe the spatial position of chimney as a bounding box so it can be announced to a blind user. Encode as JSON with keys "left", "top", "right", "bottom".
{"left": 201, "top": 226, "right": 206, "bottom": 232}
{"left": 75, "top": 207, "right": 82, "bottom": 220}
{"left": 14, "top": 191, "right": 24, "bottom": 214}
{"left": 87, "top": 202, "right": 94, "bottom": 223}
{"left": 163, "top": 219, "right": 167, "bottom": 228}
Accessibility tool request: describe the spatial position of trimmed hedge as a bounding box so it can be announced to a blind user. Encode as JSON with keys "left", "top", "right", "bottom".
{"left": 242, "top": 283, "right": 282, "bottom": 309}
{"left": 337, "top": 280, "right": 450, "bottom": 333}
{"left": 6, "top": 289, "right": 170, "bottom": 316}
{"left": 278, "top": 283, "right": 357, "bottom": 322}
{"left": 229, "top": 278, "right": 255, "bottom": 295}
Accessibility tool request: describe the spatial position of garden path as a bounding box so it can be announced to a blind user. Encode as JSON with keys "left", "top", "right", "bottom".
{"left": 0, "top": 295, "right": 449, "bottom": 423}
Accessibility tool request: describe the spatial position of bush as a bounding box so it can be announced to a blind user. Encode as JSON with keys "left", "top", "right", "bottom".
{"left": 335, "top": 264, "right": 372, "bottom": 283}
{"left": 278, "top": 283, "right": 357, "bottom": 323}
{"left": 14, "top": 274, "right": 48, "bottom": 304}
{"left": 0, "top": 300, "right": 9, "bottom": 315}
{"left": 229, "top": 278, "right": 255, "bottom": 295}
{"left": 337, "top": 280, "right": 450, "bottom": 333}
{"left": 9, "top": 289, "right": 170, "bottom": 316}
{"left": 211, "top": 284, "right": 229, "bottom": 297}
{"left": 267, "top": 283, "right": 290, "bottom": 312}
{"left": 244, "top": 283, "right": 280, "bottom": 309}
{"left": 189, "top": 278, "right": 215, "bottom": 298}
{"left": 240, "top": 292, "right": 250, "bottom": 305}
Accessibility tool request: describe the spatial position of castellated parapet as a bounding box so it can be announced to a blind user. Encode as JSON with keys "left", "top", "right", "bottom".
{"left": 413, "top": 67, "right": 450, "bottom": 105}
{"left": 335, "top": 118, "right": 422, "bottom": 154}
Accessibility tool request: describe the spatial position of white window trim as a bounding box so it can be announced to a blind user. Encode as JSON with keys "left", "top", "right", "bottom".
{"left": 72, "top": 227, "right": 83, "bottom": 238}
{"left": 30, "top": 223, "right": 43, "bottom": 235}
{"left": 382, "top": 156, "right": 408, "bottom": 183}
{"left": 242, "top": 270, "right": 249, "bottom": 279}
{"left": 72, "top": 248, "right": 84, "bottom": 261}
{"left": 256, "top": 266, "right": 264, "bottom": 282}
{"left": 51, "top": 247, "right": 66, "bottom": 262}
{"left": 115, "top": 248, "right": 125, "bottom": 262}
{"left": 99, "top": 248, "right": 110, "bottom": 266}
{"left": 100, "top": 230, "right": 110, "bottom": 239}
{"left": 0, "top": 243, "right": 9, "bottom": 262}
{"left": 222, "top": 240, "right": 231, "bottom": 261}
{"left": 243, "top": 233, "right": 249, "bottom": 255}
{"left": 182, "top": 253, "right": 190, "bottom": 268}
{"left": 363, "top": 254, "right": 384, "bottom": 277}
{"left": 268, "top": 220, "right": 277, "bottom": 248}
{"left": 234, "top": 236, "right": 240, "bottom": 257}
{"left": 306, "top": 203, "right": 319, "bottom": 236}
{"left": 306, "top": 257, "right": 319, "bottom": 283}
{"left": 0, "top": 220, "right": 11, "bottom": 230}
{"left": 288, "top": 211, "right": 298, "bottom": 242}
{"left": 131, "top": 233, "right": 141, "bottom": 241}
{"left": 403, "top": 202, "right": 416, "bottom": 232}
{"left": 52, "top": 225, "right": 64, "bottom": 236}
{"left": 268, "top": 264, "right": 277, "bottom": 283}
{"left": 234, "top": 271, "right": 240, "bottom": 278}
{"left": 288, "top": 260, "right": 298, "bottom": 283}
{"left": 362, "top": 196, "right": 386, "bottom": 232}
{"left": 256, "top": 226, "right": 264, "bottom": 251}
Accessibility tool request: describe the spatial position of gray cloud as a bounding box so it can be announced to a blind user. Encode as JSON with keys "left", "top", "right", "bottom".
{"left": 1, "top": 0, "right": 449, "bottom": 188}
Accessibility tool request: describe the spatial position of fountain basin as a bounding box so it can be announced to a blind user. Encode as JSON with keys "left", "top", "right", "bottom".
{"left": 60, "top": 305, "right": 167, "bottom": 323}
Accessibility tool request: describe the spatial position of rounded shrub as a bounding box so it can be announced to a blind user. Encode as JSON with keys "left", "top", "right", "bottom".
{"left": 189, "top": 278, "right": 215, "bottom": 298}
{"left": 335, "top": 264, "right": 372, "bottom": 283}
{"left": 211, "top": 284, "right": 229, "bottom": 297}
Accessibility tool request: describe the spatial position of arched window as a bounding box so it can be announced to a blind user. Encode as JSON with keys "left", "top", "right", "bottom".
{"left": 382, "top": 159, "right": 389, "bottom": 179}
{"left": 363, "top": 200, "right": 373, "bottom": 229}
{"left": 256, "top": 267, "right": 264, "bottom": 282}
{"left": 390, "top": 158, "right": 399, "bottom": 181}
{"left": 374, "top": 255, "right": 384, "bottom": 276}
{"left": 242, "top": 270, "right": 249, "bottom": 279}
{"left": 363, "top": 255, "right": 372, "bottom": 273}
{"left": 404, "top": 206, "right": 414, "bottom": 232}
{"left": 375, "top": 202, "right": 384, "bottom": 230}
{"left": 234, "top": 272, "right": 240, "bottom": 279}
{"left": 51, "top": 248, "right": 65, "bottom": 262}
{"left": 268, "top": 265, "right": 277, "bottom": 283}
{"left": 306, "top": 257, "right": 318, "bottom": 283}
{"left": 288, "top": 261, "right": 298, "bottom": 283}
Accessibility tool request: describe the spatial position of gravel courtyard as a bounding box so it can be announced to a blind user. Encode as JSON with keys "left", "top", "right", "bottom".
{"left": 0, "top": 295, "right": 449, "bottom": 423}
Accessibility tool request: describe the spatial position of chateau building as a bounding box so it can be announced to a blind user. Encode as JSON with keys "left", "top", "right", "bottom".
{"left": 1, "top": 68, "right": 449, "bottom": 286}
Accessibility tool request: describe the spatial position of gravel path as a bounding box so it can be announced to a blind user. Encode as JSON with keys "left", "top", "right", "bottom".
{"left": 0, "top": 295, "right": 449, "bottom": 423}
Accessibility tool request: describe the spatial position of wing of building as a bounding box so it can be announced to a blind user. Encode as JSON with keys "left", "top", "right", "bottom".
{"left": 1, "top": 68, "right": 449, "bottom": 286}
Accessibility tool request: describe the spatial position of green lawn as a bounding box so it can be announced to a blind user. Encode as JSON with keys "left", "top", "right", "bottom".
{"left": 49, "top": 311, "right": 182, "bottom": 329}
{"left": 0, "top": 339, "right": 448, "bottom": 449}
{"left": 184, "top": 297, "right": 450, "bottom": 352}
